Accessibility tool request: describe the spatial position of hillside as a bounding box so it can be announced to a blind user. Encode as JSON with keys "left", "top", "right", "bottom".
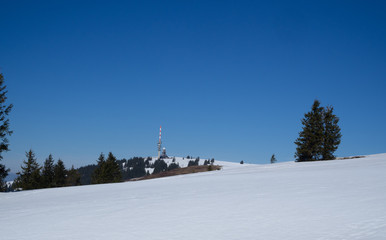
{"left": 1, "top": 154, "right": 386, "bottom": 239}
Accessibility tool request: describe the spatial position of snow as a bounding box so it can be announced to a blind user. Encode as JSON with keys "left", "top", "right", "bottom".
{"left": 1, "top": 154, "right": 386, "bottom": 239}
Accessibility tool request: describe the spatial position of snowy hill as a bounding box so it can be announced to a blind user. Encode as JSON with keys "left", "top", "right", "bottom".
{"left": 1, "top": 154, "right": 386, "bottom": 239}
{"left": 145, "top": 156, "right": 241, "bottom": 171}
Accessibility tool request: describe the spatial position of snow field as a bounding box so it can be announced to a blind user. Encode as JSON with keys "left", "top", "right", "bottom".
{"left": 1, "top": 154, "right": 386, "bottom": 239}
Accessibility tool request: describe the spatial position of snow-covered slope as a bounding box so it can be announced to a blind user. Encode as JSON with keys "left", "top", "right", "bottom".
{"left": 148, "top": 156, "right": 240, "bottom": 168}
{"left": 1, "top": 154, "right": 386, "bottom": 240}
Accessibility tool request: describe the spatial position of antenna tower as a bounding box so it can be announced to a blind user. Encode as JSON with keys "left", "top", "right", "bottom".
{"left": 157, "top": 126, "right": 162, "bottom": 159}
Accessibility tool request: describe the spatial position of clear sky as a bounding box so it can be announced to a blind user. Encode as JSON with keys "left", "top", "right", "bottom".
{"left": 0, "top": 0, "right": 385, "bottom": 172}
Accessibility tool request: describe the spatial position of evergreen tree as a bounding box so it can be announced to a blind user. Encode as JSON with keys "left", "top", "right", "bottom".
{"left": 92, "top": 152, "right": 121, "bottom": 184}
{"left": 153, "top": 159, "right": 167, "bottom": 174}
{"left": 53, "top": 159, "right": 67, "bottom": 187}
{"left": 15, "top": 150, "right": 42, "bottom": 190}
{"left": 270, "top": 154, "right": 277, "bottom": 164}
{"left": 105, "top": 152, "right": 122, "bottom": 183}
{"left": 92, "top": 153, "right": 106, "bottom": 184}
{"left": 295, "top": 100, "right": 341, "bottom": 161}
{"left": 66, "top": 165, "right": 81, "bottom": 186}
{"left": 42, "top": 154, "right": 55, "bottom": 188}
{"left": 322, "top": 106, "right": 342, "bottom": 160}
{"left": 167, "top": 162, "right": 180, "bottom": 171}
{"left": 295, "top": 100, "right": 324, "bottom": 161}
{"left": 0, "top": 73, "right": 13, "bottom": 191}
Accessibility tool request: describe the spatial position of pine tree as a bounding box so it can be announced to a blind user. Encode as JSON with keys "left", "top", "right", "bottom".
{"left": 42, "top": 154, "right": 55, "bottom": 188}
{"left": 322, "top": 106, "right": 342, "bottom": 160}
{"left": 295, "top": 100, "right": 341, "bottom": 161}
{"left": 15, "top": 150, "right": 42, "bottom": 190}
{"left": 0, "top": 73, "right": 13, "bottom": 191}
{"left": 270, "top": 154, "right": 277, "bottom": 164}
{"left": 153, "top": 159, "right": 167, "bottom": 174}
{"left": 92, "top": 153, "right": 105, "bottom": 184}
{"left": 53, "top": 159, "right": 67, "bottom": 187}
{"left": 295, "top": 100, "right": 324, "bottom": 161}
{"left": 104, "top": 152, "right": 122, "bottom": 183}
{"left": 92, "top": 152, "right": 121, "bottom": 184}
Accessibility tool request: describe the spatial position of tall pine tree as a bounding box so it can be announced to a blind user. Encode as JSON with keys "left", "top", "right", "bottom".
{"left": 15, "top": 150, "right": 42, "bottom": 190}
{"left": 0, "top": 73, "right": 13, "bottom": 191}
{"left": 104, "top": 152, "right": 122, "bottom": 183}
{"left": 91, "top": 153, "right": 106, "bottom": 184}
{"left": 295, "top": 100, "right": 341, "bottom": 162}
{"left": 42, "top": 154, "right": 55, "bottom": 188}
{"left": 53, "top": 159, "right": 67, "bottom": 187}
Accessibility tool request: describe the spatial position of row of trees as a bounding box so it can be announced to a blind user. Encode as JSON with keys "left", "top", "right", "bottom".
{"left": 14, "top": 150, "right": 80, "bottom": 190}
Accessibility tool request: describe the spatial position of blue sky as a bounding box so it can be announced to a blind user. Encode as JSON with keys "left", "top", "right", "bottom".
{"left": 0, "top": 0, "right": 385, "bottom": 172}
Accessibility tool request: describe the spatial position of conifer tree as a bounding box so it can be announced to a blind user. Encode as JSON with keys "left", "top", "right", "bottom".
{"left": 92, "top": 152, "right": 121, "bottom": 184}
{"left": 295, "top": 100, "right": 341, "bottom": 161}
{"left": 153, "top": 159, "right": 167, "bottom": 174}
{"left": 42, "top": 154, "right": 55, "bottom": 188}
{"left": 270, "top": 154, "right": 277, "bottom": 164}
{"left": 16, "top": 150, "right": 42, "bottom": 190}
{"left": 322, "top": 106, "right": 342, "bottom": 160}
{"left": 295, "top": 100, "right": 324, "bottom": 161}
{"left": 0, "top": 73, "right": 13, "bottom": 191}
{"left": 92, "top": 153, "right": 106, "bottom": 184}
{"left": 104, "top": 152, "right": 122, "bottom": 183}
{"left": 53, "top": 159, "right": 67, "bottom": 187}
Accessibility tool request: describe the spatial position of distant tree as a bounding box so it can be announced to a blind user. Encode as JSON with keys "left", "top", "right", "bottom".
{"left": 0, "top": 73, "right": 13, "bottom": 191}
{"left": 295, "top": 100, "right": 341, "bottom": 161}
{"left": 102, "top": 152, "right": 122, "bottom": 183}
{"left": 92, "top": 153, "right": 106, "bottom": 184}
{"left": 167, "top": 162, "right": 180, "bottom": 171}
{"left": 211, "top": 158, "right": 215, "bottom": 164}
{"left": 270, "top": 154, "right": 277, "bottom": 164}
{"left": 53, "top": 159, "right": 67, "bottom": 187}
{"left": 153, "top": 159, "right": 167, "bottom": 174}
{"left": 203, "top": 160, "right": 209, "bottom": 165}
{"left": 66, "top": 165, "right": 81, "bottom": 186}
{"left": 42, "top": 154, "right": 55, "bottom": 188}
{"left": 15, "top": 150, "right": 42, "bottom": 190}
{"left": 188, "top": 159, "right": 199, "bottom": 167}
{"left": 240, "top": 160, "right": 244, "bottom": 164}
{"left": 130, "top": 157, "right": 146, "bottom": 179}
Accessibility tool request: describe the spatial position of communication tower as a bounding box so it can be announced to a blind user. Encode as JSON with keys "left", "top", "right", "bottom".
{"left": 157, "top": 126, "right": 162, "bottom": 159}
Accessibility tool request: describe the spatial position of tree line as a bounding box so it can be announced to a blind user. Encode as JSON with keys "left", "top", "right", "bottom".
{"left": 13, "top": 150, "right": 80, "bottom": 190}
